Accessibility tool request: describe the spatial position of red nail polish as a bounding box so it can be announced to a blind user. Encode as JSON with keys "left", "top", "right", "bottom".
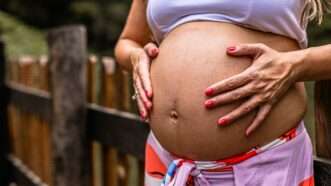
{"left": 204, "top": 100, "right": 215, "bottom": 108}
{"left": 217, "top": 118, "right": 229, "bottom": 126}
{"left": 227, "top": 46, "right": 236, "bottom": 52}
{"left": 147, "top": 102, "right": 152, "bottom": 109}
{"left": 140, "top": 111, "right": 145, "bottom": 119}
{"left": 205, "top": 88, "right": 214, "bottom": 96}
{"left": 151, "top": 48, "right": 159, "bottom": 55}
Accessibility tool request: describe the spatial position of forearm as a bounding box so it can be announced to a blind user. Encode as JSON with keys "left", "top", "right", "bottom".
{"left": 114, "top": 38, "right": 145, "bottom": 72}
{"left": 293, "top": 44, "right": 331, "bottom": 81}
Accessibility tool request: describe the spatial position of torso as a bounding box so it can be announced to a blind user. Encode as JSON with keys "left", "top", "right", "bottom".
{"left": 149, "top": 22, "right": 307, "bottom": 160}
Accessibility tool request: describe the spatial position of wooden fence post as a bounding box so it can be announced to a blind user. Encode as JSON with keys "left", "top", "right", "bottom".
{"left": 48, "top": 25, "right": 91, "bottom": 186}
{"left": 315, "top": 81, "right": 331, "bottom": 158}
{"left": 0, "top": 39, "right": 11, "bottom": 185}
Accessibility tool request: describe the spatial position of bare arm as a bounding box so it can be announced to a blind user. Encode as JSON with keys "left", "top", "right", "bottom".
{"left": 114, "top": 0, "right": 159, "bottom": 121}
{"left": 204, "top": 42, "right": 331, "bottom": 135}
{"left": 114, "top": 0, "right": 154, "bottom": 71}
{"left": 297, "top": 44, "right": 331, "bottom": 81}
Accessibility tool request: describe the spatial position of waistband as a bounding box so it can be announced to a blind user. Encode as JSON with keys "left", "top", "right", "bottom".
{"left": 155, "top": 120, "right": 305, "bottom": 186}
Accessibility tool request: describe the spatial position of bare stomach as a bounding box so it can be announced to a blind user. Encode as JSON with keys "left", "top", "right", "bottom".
{"left": 149, "top": 22, "right": 307, "bottom": 160}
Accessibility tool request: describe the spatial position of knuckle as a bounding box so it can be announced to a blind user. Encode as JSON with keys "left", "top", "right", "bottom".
{"left": 227, "top": 81, "right": 235, "bottom": 89}
{"left": 256, "top": 43, "right": 266, "bottom": 49}
{"left": 243, "top": 106, "right": 251, "bottom": 113}
{"left": 253, "top": 82, "right": 265, "bottom": 91}
{"left": 255, "top": 96, "right": 264, "bottom": 104}
{"left": 249, "top": 72, "right": 259, "bottom": 80}
{"left": 232, "top": 92, "right": 241, "bottom": 100}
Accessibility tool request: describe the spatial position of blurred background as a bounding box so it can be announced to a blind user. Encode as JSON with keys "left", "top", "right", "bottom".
{"left": 1, "top": 0, "right": 331, "bottom": 141}
{"left": 0, "top": 1, "right": 331, "bottom": 186}
{"left": 0, "top": 0, "right": 330, "bottom": 55}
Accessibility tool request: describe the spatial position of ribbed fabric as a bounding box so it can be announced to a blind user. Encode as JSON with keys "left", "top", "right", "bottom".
{"left": 144, "top": 120, "right": 314, "bottom": 186}
{"left": 146, "top": 0, "right": 308, "bottom": 48}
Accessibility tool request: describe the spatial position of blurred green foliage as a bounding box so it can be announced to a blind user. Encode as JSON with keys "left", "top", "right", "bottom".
{"left": 0, "top": 0, "right": 131, "bottom": 54}
{"left": 0, "top": 11, "right": 47, "bottom": 57}
{"left": 0, "top": 0, "right": 330, "bottom": 151}
{"left": 308, "top": 16, "right": 331, "bottom": 46}
{"left": 0, "top": 0, "right": 330, "bottom": 53}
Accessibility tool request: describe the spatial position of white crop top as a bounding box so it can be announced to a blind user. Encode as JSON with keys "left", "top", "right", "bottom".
{"left": 146, "top": 0, "right": 308, "bottom": 48}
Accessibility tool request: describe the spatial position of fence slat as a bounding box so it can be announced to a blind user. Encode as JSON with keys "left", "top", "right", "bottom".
{"left": 0, "top": 39, "right": 11, "bottom": 185}
{"left": 87, "top": 104, "right": 149, "bottom": 160}
{"left": 48, "top": 25, "right": 91, "bottom": 186}
{"left": 315, "top": 81, "right": 331, "bottom": 158}
{"left": 314, "top": 157, "right": 331, "bottom": 186}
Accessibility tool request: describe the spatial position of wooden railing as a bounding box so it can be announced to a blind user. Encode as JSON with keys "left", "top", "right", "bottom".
{"left": 1, "top": 25, "right": 331, "bottom": 186}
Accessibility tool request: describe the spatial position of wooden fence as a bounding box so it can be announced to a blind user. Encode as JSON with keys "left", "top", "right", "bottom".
{"left": 1, "top": 25, "right": 331, "bottom": 186}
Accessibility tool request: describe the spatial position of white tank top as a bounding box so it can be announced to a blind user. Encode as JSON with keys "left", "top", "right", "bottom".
{"left": 146, "top": 0, "right": 308, "bottom": 48}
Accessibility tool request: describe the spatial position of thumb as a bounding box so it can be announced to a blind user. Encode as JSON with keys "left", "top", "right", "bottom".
{"left": 144, "top": 42, "right": 159, "bottom": 58}
{"left": 226, "top": 43, "right": 268, "bottom": 58}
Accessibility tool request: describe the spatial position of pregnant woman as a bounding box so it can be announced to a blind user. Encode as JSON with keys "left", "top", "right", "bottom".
{"left": 115, "top": 0, "right": 330, "bottom": 185}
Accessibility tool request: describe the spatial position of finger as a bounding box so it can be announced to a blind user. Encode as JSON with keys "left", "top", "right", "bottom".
{"left": 144, "top": 42, "right": 159, "bottom": 58}
{"left": 226, "top": 43, "right": 268, "bottom": 58}
{"left": 245, "top": 104, "right": 272, "bottom": 136}
{"left": 136, "top": 95, "right": 149, "bottom": 121}
{"left": 135, "top": 75, "right": 152, "bottom": 110}
{"left": 205, "top": 83, "right": 256, "bottom": 108}
{"left": 217, "top": 95, "right": 263, "bottom": 126}
{"left": 137, "top": 54, "right": 153, "bottom": 98}
{"left": 205, "top": 72, "right": 252, "bottom": 96}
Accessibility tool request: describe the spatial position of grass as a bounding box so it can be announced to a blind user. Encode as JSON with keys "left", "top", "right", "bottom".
{"left": 0, "top": 11, "right": 47, "bottom": 57}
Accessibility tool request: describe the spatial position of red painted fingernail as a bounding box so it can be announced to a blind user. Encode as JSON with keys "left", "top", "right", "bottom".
{"left": 217, "top": 118, "right": 229, "bottom": 126}
{"left": 151, "top": 48, "right": 159, "bottom": 55}
{"left": 144, "top": 101, "right": 152, "bottom": 109}
{"left": 147, "top": 102, "right": 152, "bottom": 109}
{"left": 227, "top": 46, "right": 236, "bottom": 52}
{"left": 205, "top": 88, "right": 214, "bottom": 96}
{"left": 204, "top": 100, "right": 215, "bottom": 108}
{"left": 140, "top": 111, "right": 146, "bottom": 119}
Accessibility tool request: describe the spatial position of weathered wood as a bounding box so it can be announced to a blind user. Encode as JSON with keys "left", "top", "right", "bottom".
{"left": 88, "top": 55, "right": 104, "bottom": 186}
{"left": 6, "top": 82, "right": 51, "bottom": 121}
{"left": 87, "top": 104, "right": 149, "bottom": 160}
{"left": 314, "top": 157, "right": 331, "bottom": 186}
{"left": 48, "top": 25, "right": 91, "bottom": 186}
{"left": 315, "top": 81, "right": 331, "bottom": 158}
{"left": 0, "top": 39, "right": 11, "bottom": 185}
{"left": 101, "top": 57, "right": 120, "bottom": 186}
{"left": 7, "top": 155, "right": 46, "bottom": 186}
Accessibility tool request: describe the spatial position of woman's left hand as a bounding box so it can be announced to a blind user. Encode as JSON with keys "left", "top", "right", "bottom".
{"left": 204, "top": 43, "right": 303, "bottom": 136}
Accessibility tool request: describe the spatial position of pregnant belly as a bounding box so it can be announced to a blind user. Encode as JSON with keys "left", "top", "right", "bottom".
{"left": 149, "top": 22, "right": 307, "bottom": 160}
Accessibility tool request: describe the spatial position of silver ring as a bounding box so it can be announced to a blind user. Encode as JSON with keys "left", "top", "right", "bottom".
{"left": 131, "top": 88, "right": 139, "bottom": 100}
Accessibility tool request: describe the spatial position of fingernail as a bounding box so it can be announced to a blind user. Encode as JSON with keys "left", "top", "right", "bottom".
{"left": 217, "top": 118, "right": 229, "bottom": 126}
{"left": 205, "top": 88, "right": 214, "bottom": 96}
{"left": 151, "top": 48, "right": 159, "bottom": 55}
{"left": 204, "top": 100, "right": 215, "bottom": 108}
{"left": 147, "top": 102, "right": 152, "bottom": 109}
{"left": 144, "top": 101, "right": 152, "bottom": 109}
{"left": 147, "top": 92, "right": 153, "bottom": 98}
{"left": 140, "top": 111, "right": 146, "bottom": 119}
{"left": 227, "top": 46, "right": 236, "bottom": 52}
{"left": 245, "top": 130, "right": 251, "bottom": 137}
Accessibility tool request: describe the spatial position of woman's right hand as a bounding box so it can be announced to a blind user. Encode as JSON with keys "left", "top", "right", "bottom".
{"left": 131, "top": 42, "right": 159, "bottom": 121}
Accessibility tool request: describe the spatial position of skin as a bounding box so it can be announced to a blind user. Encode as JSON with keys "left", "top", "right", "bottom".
{"left": 114, "top": 0, "right": 158, "bottom": 121}
{"left": 205, "top": 43, "right": 331, "bottom": 136}
{"left": 115, "top": 0, "right": 330, "bottom": 159}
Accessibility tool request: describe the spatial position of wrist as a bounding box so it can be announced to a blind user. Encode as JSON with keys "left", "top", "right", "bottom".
{"left": 129, "top": 47, "right": 145, "bottom": 66}
{"left": 288, "top": 48, "right": 310, "bottom": 82}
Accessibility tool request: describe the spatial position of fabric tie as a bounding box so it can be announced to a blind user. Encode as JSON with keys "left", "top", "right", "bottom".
{"left": 161, "top": 159, "right": 212, "bottom": 186}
